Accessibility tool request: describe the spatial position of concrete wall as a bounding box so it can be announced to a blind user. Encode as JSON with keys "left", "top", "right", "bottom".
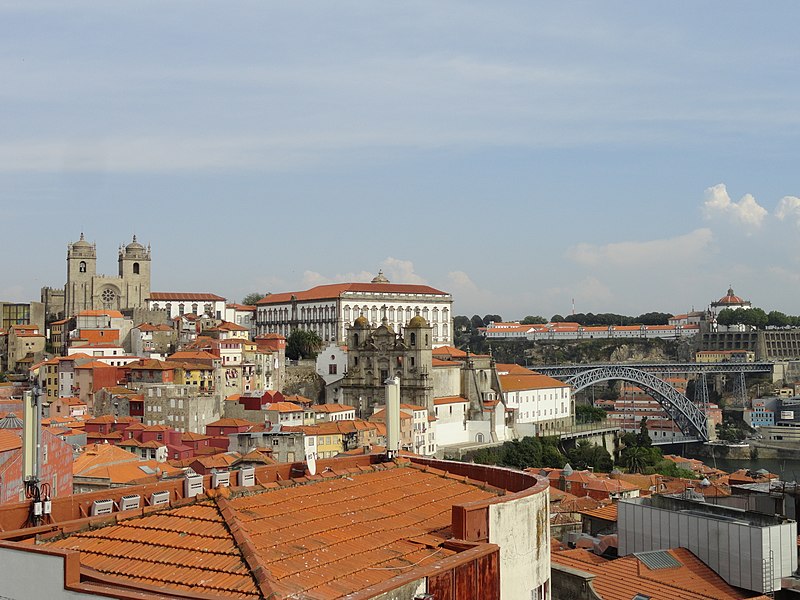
{"left": 433, "top": 364, "right": 461, "bottom": 397}
{"left": 0, "top": 545, "right": 97, "bottom": 599}
{"left": 489, "top": 477, "right": 551, "bottom": 600}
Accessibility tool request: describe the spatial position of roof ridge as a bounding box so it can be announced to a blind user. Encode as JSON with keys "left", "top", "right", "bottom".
{"left": 215, "top": 495, "right": 282, "bottom": 599}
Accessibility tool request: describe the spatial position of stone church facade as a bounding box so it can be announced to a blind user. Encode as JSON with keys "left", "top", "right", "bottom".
{"left": 42, "top": 234, "right": 152, "bottom": 319}
{"left": 339, "top": 314, "right": 434, "bottom": 418}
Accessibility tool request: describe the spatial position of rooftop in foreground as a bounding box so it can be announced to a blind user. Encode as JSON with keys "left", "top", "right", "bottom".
{"left": 0, "top": 455, "right": 550, "bottom": 600}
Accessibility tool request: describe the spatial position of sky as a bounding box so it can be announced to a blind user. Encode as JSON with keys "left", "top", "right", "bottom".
{"left": 2, "top": 2, "right": 800, "bottom": 320}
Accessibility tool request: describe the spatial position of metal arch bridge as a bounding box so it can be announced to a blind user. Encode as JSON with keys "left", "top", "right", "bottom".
{"left": 533, "top": 362, "right": 774, "bottom": 378}
{"left": 557, "top": 366, "right": 709, "bottom": 441}
{"left": 532, "top": 363, "right": 773, "bottom": 443}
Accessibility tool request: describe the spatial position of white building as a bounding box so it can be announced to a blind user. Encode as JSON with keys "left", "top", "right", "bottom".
{"left": 146, "top": 292, "right": 226, "bottom": 320}
{"left": 255, "top": 271, "right": 453, "bottom": 346}
{"left": 315, "top": 343, "right": 348, "bottom": 403}
{"left": 497, "top": 365, "right": 573, "bottom": 437}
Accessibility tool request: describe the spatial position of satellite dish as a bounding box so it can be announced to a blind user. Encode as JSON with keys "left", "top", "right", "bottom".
{"left": 306, "top": 452, "right": 317, "bottom": 476}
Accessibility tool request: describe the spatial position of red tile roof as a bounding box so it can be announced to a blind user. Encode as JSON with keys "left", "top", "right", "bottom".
{"left": 552, "top": 547, "right": 756, "bottom": 600}
{"left": 149, "top": 292, "right": 226, "bottom": 301}
{"left": 256, "top": 282, "right": 448, "bottom": 305}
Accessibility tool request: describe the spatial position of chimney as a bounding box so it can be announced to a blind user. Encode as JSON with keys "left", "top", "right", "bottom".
{"left": 22, "top": 389, "right": 41, "bottom": 483}
{"left": 385, "top": 376, "right": 401, "bottom": 459}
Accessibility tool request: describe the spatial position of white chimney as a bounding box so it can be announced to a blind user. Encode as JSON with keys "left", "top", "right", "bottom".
{"left": 385, "top": 376, "right": 401, "bottom": 459}
{"left": 22, "top": 390, "right": 41, "bottom": 482}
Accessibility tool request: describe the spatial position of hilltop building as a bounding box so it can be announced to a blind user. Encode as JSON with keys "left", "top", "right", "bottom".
{"left": 41, "top": 234, "right": 151, "bottom": 319}
{"left": 255, "top": 271, "right": 453, "bottom": 346}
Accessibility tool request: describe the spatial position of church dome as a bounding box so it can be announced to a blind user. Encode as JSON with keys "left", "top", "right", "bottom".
{"left": 408, "top": 315, "right": 427, "bottom": 328}
{"left": 353, "top": 315, "right": 369, "bottom": 328}
{"left": 717, "top": 287, "right": 745, "bottom": 305}
{"left": 72, "top": 233, "right": 91, "bottom": 248}
{"left": 125, "top": 235, "right": 144, "bottom": 251}
{"left": 370, "top": 270, "right": 390, "bottom": 284}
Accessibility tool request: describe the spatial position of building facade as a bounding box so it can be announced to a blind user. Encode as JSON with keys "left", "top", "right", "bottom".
{"left": 339, "top": 315, "right": 435, "bottom": 417}
{"left": 42, "top": 234, "right": 152, "bottom": 319}
{"left": 255, "top": 271, "right": 453, "bottom": 346}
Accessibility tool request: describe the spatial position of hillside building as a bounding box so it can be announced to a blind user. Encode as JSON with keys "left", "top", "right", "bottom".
{"left": 42, "top": 234, "right": 151, "bottom": 319}
{"left": 255, "top": 271, "right": 453, "bottom": 346}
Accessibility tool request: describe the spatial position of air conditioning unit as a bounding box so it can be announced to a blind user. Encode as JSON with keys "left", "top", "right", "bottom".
{"left": 212, "top": 471, "right": 230, "bottom": 488}
{"left": 91, "top": 499, "right": 114, "bottom": 516}
{"left": 119, "top": 494, "right": 141, "bottom": 511}
{"left": 184, "top": 474, "right": 204, "bottom": 498}
{"left": 239, "top": 466, "right": 255, "bottom": 487}
{"left": 150, "top": 490, "right": 170, "bottom": 506}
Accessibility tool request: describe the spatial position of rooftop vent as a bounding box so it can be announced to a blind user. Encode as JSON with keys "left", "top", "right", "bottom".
{"left": 184, "top": 474, "right": 204, "bottom": 498}
{"left": 239, "top": 466, "right": 255, "bottom": 487}
{"left": 212, "top": 471, "right": 230, "bottom": 488}
{"left": 90, "top": 499, "right": 114, "bottom": 516}
{"left": 119, "top": 494, "right": 141, "bottom": 511}
{"left": 150, "top": 490, "right": 170, "bottom": 506}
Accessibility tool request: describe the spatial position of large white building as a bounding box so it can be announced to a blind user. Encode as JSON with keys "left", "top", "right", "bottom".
{"left": 497, "top": 364, "right": 573, "bottom": 437}
{"left": 146, "top": 292, "right": 227, "bottom": 320}
{"left": 255, "top": 271, "right": 453, "bottom": 346}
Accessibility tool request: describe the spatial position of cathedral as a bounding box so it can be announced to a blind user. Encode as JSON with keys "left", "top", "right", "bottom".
{"left": 42, "top": 234, "right": 152, "bottom": 319}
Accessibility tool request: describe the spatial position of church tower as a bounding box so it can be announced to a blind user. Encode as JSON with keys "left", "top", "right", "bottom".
{"left": 65, "top": 233, "right": 97, "bottom": 316}
{"left": 118, "top": 235, "right": 151, "bottom": 310}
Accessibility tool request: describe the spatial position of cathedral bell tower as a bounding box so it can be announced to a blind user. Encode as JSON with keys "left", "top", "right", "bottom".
{"left": 65, "top": 233, "right": 97, "bottom": 315}
{"left": 118, "top": 235, "right": 152, "bottom": 310}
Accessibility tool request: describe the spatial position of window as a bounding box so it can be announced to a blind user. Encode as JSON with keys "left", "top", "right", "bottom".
{"left": 410, "top": 332, "right": 416, "bottom": 346}
{"left": 133, "top": 262, "right": 140, "bottom": 274}
{"left": 272, "top": 438, "right": 280, "bottom": 446}
{"left": 79, "top": 261, "right": 86, "bottom": 273}
{"left": 329, "top": 364, "right": 337, "bottom": 375}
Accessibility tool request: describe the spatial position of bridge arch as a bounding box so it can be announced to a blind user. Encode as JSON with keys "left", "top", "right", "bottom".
{"left": 565, "top": 366, "right": 709, "bottom": 441}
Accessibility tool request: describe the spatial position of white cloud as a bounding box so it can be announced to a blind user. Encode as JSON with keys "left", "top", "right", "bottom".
{"left": 702, "top": 183, "right": 767, "bottom": 228}
{"left": 380, "top": 258, "right": 427, "bottom": 285}
{"left": 566, "top": 228, "right": 714, "bottom": 268}
{"left": 775, "top": 195, "right": 800, "bottom": 228}
{"left": 300, "top": 258, "right": 426, "bottom": 288}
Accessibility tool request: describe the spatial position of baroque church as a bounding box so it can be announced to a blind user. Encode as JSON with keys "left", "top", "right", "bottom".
{"left": 42, "top": 234, "right": 152, "bottom": 319}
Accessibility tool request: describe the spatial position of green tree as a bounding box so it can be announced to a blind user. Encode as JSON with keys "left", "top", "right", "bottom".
{"left": 716, "top": 308, "right": 735, "bottom": 326}
{"left": 568, "top": 440, "right": 613, "bottom": 472}
{"left": 483, "top": 314, "right": 503, "bottom": 326}
{"left": 768, "top": 310, "right": 790, "bottom": 328}
{"left": 575, "top": 404, "right": 607, "bottom": 424}
{"left": 242, "top": 292, "right": 266, "bottom": 305}
{"left": 286, "top": 329, "right": 323, "bottom": 360}
{"left": 550, "top": 314, "right": 565, "bottom": 323}
{"left": 521, "top": 315, "right": 547, "bottom": 324}
{"left": 470, "top": 315, "right": 485, "bottom": 330}
{"left": 453, "top": 315, "right": 471, "bottom": 332}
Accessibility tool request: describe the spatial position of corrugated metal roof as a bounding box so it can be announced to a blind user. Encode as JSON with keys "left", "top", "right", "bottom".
{"left": 634, "top": 549, "right": 683, "bottom": 570}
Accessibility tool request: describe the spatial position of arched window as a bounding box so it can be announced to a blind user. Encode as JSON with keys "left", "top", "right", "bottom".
{"left": 133, "top": 262, "right": 140, "bottom": 275}
{"left": 423, "top": 307, "right": 429, "bottom": 320}
{"left": 371, "top": 306, "right": 378, "bottom": 322}
{"left": 204, "top": 303, "right": 212, "bottom": 315}
{"left": 165, "top": 303, "right": 172, "bottom": 314}
{"left": 476, "top": 433, "right": 485, "bottom": 443}
{"left": 353, "top": 333, "right": 359, "bottom": 346}
{"left": 344, "top": 306, "right": 351, "bottom": 322}
{"left": 410, "top": 332, "right": 416, "bottom": 347}
{"left": 432, "top": 308, "right": 439, "bottom": 322}
{"left": 388, "top": 307, "right": 395, "bottom": 320}
{"left": 178, "top": 303, "right": 185, "bottom": 316}
{"left": 79, "top": 261, "right": 86, "bottom": 273}
{"left": 192, "top": 303, "right": 198, "bottom": 314}
{"left": 153, "top": 303, "right": 160, "bottom": 310}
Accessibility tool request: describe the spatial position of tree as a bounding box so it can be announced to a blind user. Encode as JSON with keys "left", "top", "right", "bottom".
{"left": 768, "top": 310, "right": 790, "bottom": 328}
{"left": 550, "top": 314, "right": 565, "bottom": 323}
{"left": 483, "top": 314, "right": 502, "bottom": 326}
{"left": 521, "top": 315, "right": 547, "bottom": 325}
{"left": 568, "top": 440, "right": 613, "bottom": 472}
{"left": 470, "top": 315, "right": 485, "bottom": 330}
{"left": 242, "top": 292, "right": 266, "bottom": 305}
{"left": 286, "top": 329, "right": 323, "bottom": 360}
{"left": 453, "top": 315, "right": 471, "bottom": 332}
{"left": 575, "top": 404, "right": 607, "bottom": 424}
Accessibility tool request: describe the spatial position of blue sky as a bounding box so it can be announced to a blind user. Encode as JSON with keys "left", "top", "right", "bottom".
{"left": 3, "top": 2, "right": 800, "bottom": 319}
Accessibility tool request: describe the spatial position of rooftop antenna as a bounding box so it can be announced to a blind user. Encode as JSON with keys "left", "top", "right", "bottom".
{"left": 572, "top": 298, "right": 575, "bottom": 315}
